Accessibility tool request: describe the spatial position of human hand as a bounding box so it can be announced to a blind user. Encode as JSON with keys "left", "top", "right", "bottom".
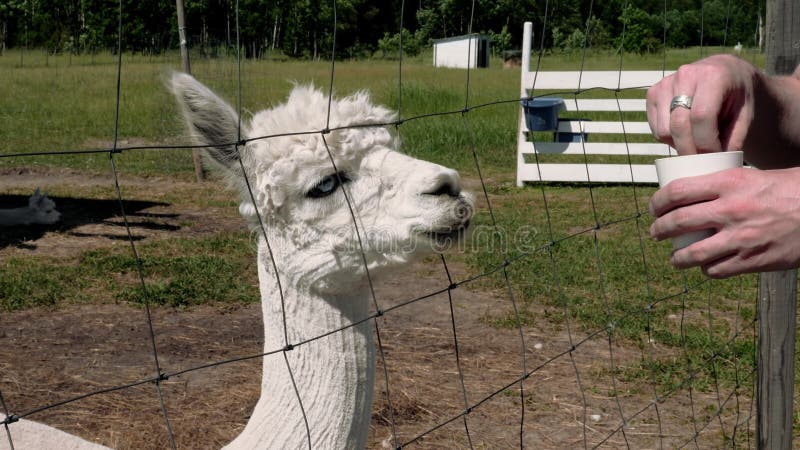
{"left": 649, "top": 166, "right": 800, "bottom": 278}
{"left": 646, "top": 54, "right": 759, "bottom": 156}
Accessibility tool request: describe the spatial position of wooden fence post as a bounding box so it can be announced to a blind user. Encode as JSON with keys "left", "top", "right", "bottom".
{"left": 175, "top": 0, "right": 205, "bottom": 182}
{"left": 757, "top": 271, "right": 797, "bottom": 449}
{"left": 758, "top": 1, "right": 799, "bottom": 448}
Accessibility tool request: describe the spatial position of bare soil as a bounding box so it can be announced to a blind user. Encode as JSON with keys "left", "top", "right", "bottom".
{"left": 0, "top": 168, "right": 750, "bottom": 449}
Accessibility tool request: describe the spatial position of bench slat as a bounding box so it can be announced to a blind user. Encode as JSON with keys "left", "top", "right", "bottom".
{"left": 521, "top": 141, "right": 673, "bottom": 156}
{"left": 561, "top": 99, "right": 646, "bottom": 112}
{"left": 517, "top": 163, "right": 658, "bottom": 183}
{"left": 555, "top": 120, "right": 652, "bottom": 134}
{"left": 518, "top": 114, "right": 652, "bottom": 134}
{"left": 522, "top": 70, "right": 674, "bottom": 90}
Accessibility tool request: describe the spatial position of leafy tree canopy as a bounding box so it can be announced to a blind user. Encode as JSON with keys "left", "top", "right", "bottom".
{"left": 0, "top": 0, "right": 764, "bottom": 57}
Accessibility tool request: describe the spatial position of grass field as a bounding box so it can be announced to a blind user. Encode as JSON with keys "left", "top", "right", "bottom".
{"left": 0, "top": 46, "right": 765, "bottom": 175}
{"left": 0, "top": 47, "right": 774, "bottom": 447}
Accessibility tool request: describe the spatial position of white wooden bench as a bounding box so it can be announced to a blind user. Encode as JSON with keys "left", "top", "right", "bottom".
{"left": 516, "top": 21, "right": 676, "bottom": 186}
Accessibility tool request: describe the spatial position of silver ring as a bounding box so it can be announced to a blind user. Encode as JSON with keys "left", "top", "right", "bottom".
{"left": 670, "top": 95, "right": 693, "bottom": 113}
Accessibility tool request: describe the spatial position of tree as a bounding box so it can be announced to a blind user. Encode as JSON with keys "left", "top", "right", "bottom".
{"left": 488, "top": 25, "right": 512, "bottom": 55}
{"left": 0, "top": 0, "right": 764, "bottom": 59}
{"left": 617, "top": 5, "right": 660, "bottom": 53}
{"left": 0, "top": 0, "right": 25, "bottom": 53}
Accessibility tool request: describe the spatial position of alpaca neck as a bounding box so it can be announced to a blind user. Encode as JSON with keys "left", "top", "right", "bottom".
{"left": 0, "top": 207, "right": 33, "bottom": 226}
{"left": 224, "top": 240, "right": 375, "bottom": 449}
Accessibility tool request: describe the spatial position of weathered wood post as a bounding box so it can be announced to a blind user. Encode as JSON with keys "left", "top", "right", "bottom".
{"left": 176, "top": 0, "right": 190, "bottom": 74}
{"left": 758, "top": 1, "right": 800, "bottom": 448}
{"left": 175, "top": 0, "right": 205, "bottom": 182}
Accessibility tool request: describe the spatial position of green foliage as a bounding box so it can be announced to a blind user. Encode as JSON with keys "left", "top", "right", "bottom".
{"left": 618, "top": 5, "right": 661, "bottom": 54}
{"left": 377, "top": 28, "right": 423, "bottom": 58}
{"left": 551, "top": 15, "right": 610, "bottom": 53}
{"left": 415, "top": 7, "right": 436, "bottom": 43}
{"left": 487, "top": 25, "right": 512, "bottom": 55}
{"left": 664, "top": 9, "right": 699, "bottom": 48}
{"left": 0, "top": 1, "right": 764, "bottom": 59}
{"left": 552, "top": 27, "right": 586, "bottom": 53}
{"left": 584, "top": 15, "right": 611, "bottom": 49}
{"left": 0, "top": 0, "right": 25, "bottom": 50}
{"left": 378, "top": 6, "right": 440, "bottom": 60}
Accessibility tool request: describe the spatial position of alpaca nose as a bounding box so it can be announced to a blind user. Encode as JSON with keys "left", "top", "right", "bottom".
{"left": 422, "top": 170, "right": 461, "bottom": 197}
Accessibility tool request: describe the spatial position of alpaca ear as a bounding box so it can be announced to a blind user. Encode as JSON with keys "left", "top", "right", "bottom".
{"left": 29, "top": 188, "right": 42, "bottom": 207}
{"left": 170, "top": 72, "right": 242, "bottom": 170}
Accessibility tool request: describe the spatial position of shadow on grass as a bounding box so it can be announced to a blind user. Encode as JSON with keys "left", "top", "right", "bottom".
{"left": 0, "top": 194, "right": 171, "bottom": 250}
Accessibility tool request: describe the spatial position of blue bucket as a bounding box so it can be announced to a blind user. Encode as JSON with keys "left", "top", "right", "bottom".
{"left": 554, "top": 119, "right": 590, "bottom": 142}
{"left": 521, "top": 97, "right": 565, "bottom": 131}
{"left": 554, "top": 131, "right": 589, "bottom": 142}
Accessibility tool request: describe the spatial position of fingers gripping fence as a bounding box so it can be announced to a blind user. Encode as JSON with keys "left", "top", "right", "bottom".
{"left": 0, "top": 0, "right": 763, "bottom": 448}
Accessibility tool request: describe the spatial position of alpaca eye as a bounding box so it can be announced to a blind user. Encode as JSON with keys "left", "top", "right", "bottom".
{"left": 307, "top": 172, "right": 350, "bottom": 198}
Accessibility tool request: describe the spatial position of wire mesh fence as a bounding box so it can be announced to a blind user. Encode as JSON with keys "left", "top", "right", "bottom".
{"left": 0, "top": 0, "right": 767, "bottom": 448}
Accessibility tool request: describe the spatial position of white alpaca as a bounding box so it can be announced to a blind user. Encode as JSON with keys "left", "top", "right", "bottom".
{"left": 1, "top": 74, "right": 473, "bottom": 449}
{"left": 0, "top": 188, "right": 60, "bottom": 227}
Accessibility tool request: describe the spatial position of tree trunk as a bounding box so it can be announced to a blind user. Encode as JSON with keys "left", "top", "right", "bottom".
{"left": 272, "top": 15, "right": 278, "bottom": 50}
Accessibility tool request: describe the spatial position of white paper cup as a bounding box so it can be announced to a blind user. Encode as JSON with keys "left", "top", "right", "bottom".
{"left": 654, "top": 151, "right": 743, "bottom": 250}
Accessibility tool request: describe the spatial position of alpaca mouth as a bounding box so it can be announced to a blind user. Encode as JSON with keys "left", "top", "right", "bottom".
{"left": 425, "top": 220, "right": 471, "bottom": 245}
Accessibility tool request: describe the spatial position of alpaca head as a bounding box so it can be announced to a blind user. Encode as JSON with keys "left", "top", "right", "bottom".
{"left": 28, "top": 188, "right": 60, "bottom": 225}
{"left": 171, "top": 74, "right": 473, "bottom": 292}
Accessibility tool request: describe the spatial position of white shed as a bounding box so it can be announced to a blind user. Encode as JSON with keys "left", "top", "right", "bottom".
{"left": 432, "top": 34, "right": 490, "bottom": 69}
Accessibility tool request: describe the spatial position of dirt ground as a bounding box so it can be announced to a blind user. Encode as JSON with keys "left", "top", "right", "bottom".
{"left": 0, "top": 167, "right": 752, "bottom": 449}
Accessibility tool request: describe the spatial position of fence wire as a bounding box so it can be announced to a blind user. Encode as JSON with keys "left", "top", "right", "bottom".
{"left": 0, "top": 0, "right": 760, "bottom": 448}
